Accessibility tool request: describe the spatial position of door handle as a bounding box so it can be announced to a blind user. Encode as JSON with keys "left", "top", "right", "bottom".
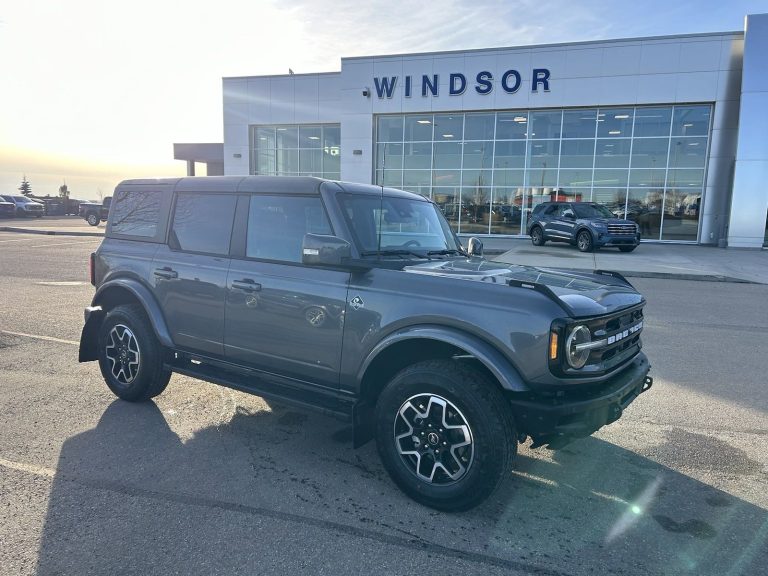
{"left": 232, "top": 279, "right": 262, "bottom": 292}
{"left": 153, "top": 267, "right": 178, "bottom": 280}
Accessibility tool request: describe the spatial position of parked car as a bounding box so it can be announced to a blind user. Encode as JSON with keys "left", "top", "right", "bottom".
{"left": 0, "top": 195, "right": 45, "bottom": 218}
{"left": 527, "top": 201, "right": 641, "bottom": 252}
{"left": 79, "top": 196, "right": 112, "bottom": 226}
{"left": 79, "top": 176, "right": 652, "bottom": 511}
{"left": 0, "top": 197, "right": 15, "bottom": 218}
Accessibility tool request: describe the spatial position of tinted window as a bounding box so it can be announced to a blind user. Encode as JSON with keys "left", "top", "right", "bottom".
{"left": 170, "top": 193, "right": 237, "bottom": 255}
{"left": 110, "top": 189, "right": 163, "bottom": 238}
{"left": 246, "top": 195, "right": 332, "bottom": 262}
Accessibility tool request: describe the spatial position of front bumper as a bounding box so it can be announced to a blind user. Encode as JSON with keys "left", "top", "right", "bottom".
{"left": 508, "top": 352, "right": 652, "bottom": 448}
{"left": 595, "top": 233, "right": 641, "bottom": 247}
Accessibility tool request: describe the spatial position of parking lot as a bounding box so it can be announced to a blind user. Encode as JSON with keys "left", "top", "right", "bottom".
{"left": 1, "top": 230, "right": 767, "bottom": 576}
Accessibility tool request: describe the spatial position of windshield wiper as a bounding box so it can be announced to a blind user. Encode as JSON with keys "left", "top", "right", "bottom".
{"left": 427, "top": 249, "right": 463, "bottom": 256}
{"left": 360, "top": 249, "right": 431, "bottom": 260}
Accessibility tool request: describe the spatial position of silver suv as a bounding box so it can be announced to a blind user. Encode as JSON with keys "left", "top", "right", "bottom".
{"left": 79, "top": 176, "right": 653, "bottom": 511}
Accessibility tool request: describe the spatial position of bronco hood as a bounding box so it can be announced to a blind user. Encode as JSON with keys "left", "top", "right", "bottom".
{"left": 403, "top": 258, "right": 643, "bottom": 317}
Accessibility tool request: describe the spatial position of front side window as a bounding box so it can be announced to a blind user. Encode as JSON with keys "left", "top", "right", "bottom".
{"left": 110, "top": 189, "right": 163, "bottom": 238}
{"left": 246, "top": 195, "right": 332, "bottom": 263}
{"left": 170, "top": 193, "right": 237, "bottom": 255}
{"left": 339, "top": 194, "right": 458, "bottom": 253}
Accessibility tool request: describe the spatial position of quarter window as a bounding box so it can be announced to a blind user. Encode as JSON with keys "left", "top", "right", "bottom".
{"left": 246, "top": 196, "right": 332, "bottom": 262}
{"left": 170, "top": 193, "right": 237, "bottom": 255}
{"left": 110, "top": 189, "right": 163, "bottom": 238}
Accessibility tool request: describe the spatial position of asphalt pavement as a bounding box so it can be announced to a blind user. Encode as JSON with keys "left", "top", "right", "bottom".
{"left": 0, "top": 231, "right": 766, "bottom": 576}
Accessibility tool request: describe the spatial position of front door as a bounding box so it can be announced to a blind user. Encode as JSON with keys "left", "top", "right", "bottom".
{"left": 224, "top": 194, "right": 349, "bottom": 388}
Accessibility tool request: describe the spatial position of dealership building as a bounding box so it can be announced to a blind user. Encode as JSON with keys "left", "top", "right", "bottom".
{"left": 181, "top": 13, "right": 768, "bottom": 247}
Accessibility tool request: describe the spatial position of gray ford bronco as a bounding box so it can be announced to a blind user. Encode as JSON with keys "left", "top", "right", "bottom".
{"left": 79, "top": 176, "right": 652, "bottom": 511}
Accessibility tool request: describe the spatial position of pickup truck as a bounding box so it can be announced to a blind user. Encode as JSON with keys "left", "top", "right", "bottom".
{"left": 78, "top": 176, "right": 652, "bottom": 510}
{"left": 79, "top": 196, "right": 112, "bottom": 226}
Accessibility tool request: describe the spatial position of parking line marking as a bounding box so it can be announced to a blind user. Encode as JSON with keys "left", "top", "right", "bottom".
{"left": 0, "top": 330, "right": 79, "bottom": 346}
{"left": 0, "top": 237, "right": 42, "bottom": 243}
{"left": 29, "top": 240, "right": 100, "bottom": 248}
{"left": 0, "top": 457, "right": 56, "bottom": 478}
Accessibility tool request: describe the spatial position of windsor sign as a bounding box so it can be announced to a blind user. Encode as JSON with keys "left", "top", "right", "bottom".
{"left": 372, "top": 68, "right": 551, "bottom": 99}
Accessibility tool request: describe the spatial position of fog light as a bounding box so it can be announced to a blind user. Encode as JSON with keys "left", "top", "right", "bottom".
{"left": 566, "top": 325, "right": 591, "bottom": 368}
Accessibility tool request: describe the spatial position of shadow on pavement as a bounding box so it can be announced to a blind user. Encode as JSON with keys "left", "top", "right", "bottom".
{"left": 36, "top": 400, "right": 767, "bottom": 575}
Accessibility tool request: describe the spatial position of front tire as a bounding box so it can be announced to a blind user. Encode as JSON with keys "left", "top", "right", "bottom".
{"left": 530, "top": 226, "right": 546, "bottom": 246}
{"left": 97, "top": 304, "right": 171, "bottom": 401}
{"left": 576, "top": 230, "right": 594, "bottom": 252}
{"left": 375, "top": 360, "right": 516, "bottom": 511}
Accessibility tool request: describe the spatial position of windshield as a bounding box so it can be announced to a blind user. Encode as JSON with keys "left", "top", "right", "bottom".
{"left": 339, "top": 193, "right": 459, "bottom": 255}
{"left": 573, "top": 203, "right": 614, "bottom": 219}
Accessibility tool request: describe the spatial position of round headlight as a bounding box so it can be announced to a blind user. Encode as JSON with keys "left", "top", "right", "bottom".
{"left": 566, "top": 325, "right": 591, "bottom": 369}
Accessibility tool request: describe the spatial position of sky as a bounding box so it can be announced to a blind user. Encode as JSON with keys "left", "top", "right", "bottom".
{"left": 1, "top": 0, "right": 765, "bottom": 200}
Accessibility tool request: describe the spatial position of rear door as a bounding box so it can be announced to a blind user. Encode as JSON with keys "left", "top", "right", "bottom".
{"left": 545, "top": 204, "right": 575, "bottom": 241}
{"left": 224, "top": 194, "right": 350, "bottom": 388}
{"left": 152, "top": 192, "right": 236, "bottom": 357}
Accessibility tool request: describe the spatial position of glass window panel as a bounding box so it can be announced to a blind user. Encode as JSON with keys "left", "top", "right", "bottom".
{"left": 433, "top": 170, "right": 461, "bottom": 187}
{"left": 560, "top": 140, "right": 596, "bottom": 168}
{"left": 562, "top": 109, "right": 597, "bottom": 139}
{"left": 631, "top": 138, "right": 669, "bottom": 169}
{"left": 593, "top": 169, "right": 629, "bottom": 187}
{"left": 378, "top": 116, "right": 404, "bottom": 141}
{"left": 404, "top": 115, "right": 434, "bottom": 141}
{"left": 490, "top": 188, "right": 523, "bottom": 235}
{"left": 299, "top": 126, "right": 322, "bottom": 147}
{"left": 494, "top": 141, "right": 526, "bottom": 169}
{"left": 323, "top": 147, "right": 340, "bottom": 174}
{"left": 669, "top": 138, "right": 707, "bottom": 168}
{"left": 376, "top": 169, "right": 403, "bottom": 187}
{"left": 595, "top": 139, "right": 631, "bottom": 168}
{"left": 672, "top": 105, "right": 711, "bottom": 137}
{"left": 401, "top": 186, "right": 432, "bottom": 199}
{"left": 403, "top": 170, "right": 431, "bottom": 187}
{"left": 171, "top": 194, "right": 237, "bottom": 255}
{"left": 257, "top": 151, "right": 275, "bottom": 174}
{"left": 461, "top": 187, "right": 490, "bottom": 234}
{"left": 493, "top": 170, "right": 525, "bottom": 187}
{"left": 275, "top": 126, "right": 298, "bottom": 148}
{"left": 433, "top": 189, "right": 460, "bottom": 231}
{"left": 464, "top": 113, "right": 495, "bottom": 140}
{"left": 526, "top": 169, "right": 558, "bottom": 187}
{"left": 255, "top": 127, "right": 276, "bottom": 149}
{"left": 377, "top": 143, "right": 403, "bottom": 169}
{"left": 434, "top": 114, "right": 463, "bottom": 141}
{"left": 299, "top": 149, "right": 322, "bottom": 173}
{"left": 496, "top": 112, "right": 528, "bottom": 140}
{"left": 462, "top": 141, "right": 493, "bottom": 169}
{"left": 627, "top": 188, "right": 663, "bottom": 239}
{"left": 433, "top": 142, "right": 462, "bottom": 169}
{"left": 629, "top": 168, "right": 666, "bottom": 187}
{"left": 462, "top": 170, "right": 492, "bottom": 188}
{"left": 247, "top": 195, "right": 332, "bottom": 262}
{"left": 667, "top": 169, "right": 705, "bottom": 188}
{"left": 325, "top": 172, "right": 341, "bottom": 181}
{"left": 276, "top": 149, "right": 298, "bottom": 172}
{"left": 403, "top": 142, "right": 433, "bottom": 169}
{"left": 527, "top": 141, "right": 560, "bottom": 169}
{"left": 559, "top": 169, "right": 594, "bottom": 187}
{"left": 560, "top": 188, "right": 591, "bottom": 202}
{"left": 593, "top": 188, "right": 627, "bottom": 215}
{"left": 661, "top": 189, "right": 700, "bottom": 240}
{"left": 529, "top": 110, "right": 562, "bottom": 139}
{"left": 597, "top": 108, "right": 634, "bottom": 138}
{"left": 633, "top": 107, "right": 672, "bottom": 137}
{"left": 323, "top": 125, "right": 340, "bottom": 148}
{"left": 110, "top": 189, "right": 163, "bottom": 238}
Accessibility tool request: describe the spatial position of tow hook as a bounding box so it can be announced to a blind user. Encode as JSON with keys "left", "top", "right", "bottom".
{"left": 641, "top": 375, "right": 653, "bottom": 393}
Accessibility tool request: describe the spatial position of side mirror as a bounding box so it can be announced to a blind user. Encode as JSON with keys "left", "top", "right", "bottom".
{"left": 564, "top": 212, "right": 575, "bottom": 220}
{"left": 302, "top": 233, "right": 352, "bottom": 266}
{"left": 467, "top": 237, "right": 483, "bottom": 257}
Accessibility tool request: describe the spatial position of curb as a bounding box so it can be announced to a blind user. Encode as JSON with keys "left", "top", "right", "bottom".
{"left": 0, "top": 226, "right": 104, "bottom": 238}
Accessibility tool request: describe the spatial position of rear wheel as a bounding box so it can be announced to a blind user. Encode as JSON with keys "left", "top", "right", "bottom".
{"left": 530, "top": 226, "right": 546, "bottom": 246}
{"left": 619, "top": 246, "right": 637, "bottom": 253}
{"left": 86, "top": 213, "right": 100, "bottom": 226}
{"left": 97, "top": 304, "right": 171, "bottom": 401}
{"left": 576, "top": 230, "right": 594, "bottom": 252}
{"left": 375, "top": 360, "right": 516, "bottom": 511}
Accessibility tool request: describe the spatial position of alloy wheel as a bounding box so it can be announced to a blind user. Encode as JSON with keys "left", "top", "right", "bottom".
{"left": 105, "top": 324, "right": 141, "bottom": 384}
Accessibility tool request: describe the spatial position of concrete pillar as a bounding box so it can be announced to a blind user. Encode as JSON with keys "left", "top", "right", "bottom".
{"left": 186, "top": 160, "right": 196, "bottom": 176}
{"left": 728, "top": 13, "right": 768, "bottom": 248}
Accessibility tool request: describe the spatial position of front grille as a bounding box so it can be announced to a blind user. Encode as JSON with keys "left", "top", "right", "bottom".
{"left": 606, "top": 224, "right": 636, "bottom": 236}
{"left": 587, "top": 306, "right": 644, "bottom": 369}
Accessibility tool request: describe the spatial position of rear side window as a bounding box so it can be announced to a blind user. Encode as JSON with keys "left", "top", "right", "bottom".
{"left": 170, "top": 193, "right": 237, "bottom": 255}
{"left": 110, "top": 189, "right": 163, "bottom": 237}
{"left": 246, "top": 195, "right": 332, "bottom": 262}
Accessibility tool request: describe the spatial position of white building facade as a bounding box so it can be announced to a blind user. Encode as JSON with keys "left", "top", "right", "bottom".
{"left": 222, "top": 13, "right": 768, "bottom": 248}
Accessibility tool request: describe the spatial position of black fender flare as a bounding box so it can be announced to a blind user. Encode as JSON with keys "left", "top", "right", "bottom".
{"left": 356, "top": 325, "right": 530, "bottom": 393}
{"left": 79, "top": 278, "right": 173, "bottom": 362}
